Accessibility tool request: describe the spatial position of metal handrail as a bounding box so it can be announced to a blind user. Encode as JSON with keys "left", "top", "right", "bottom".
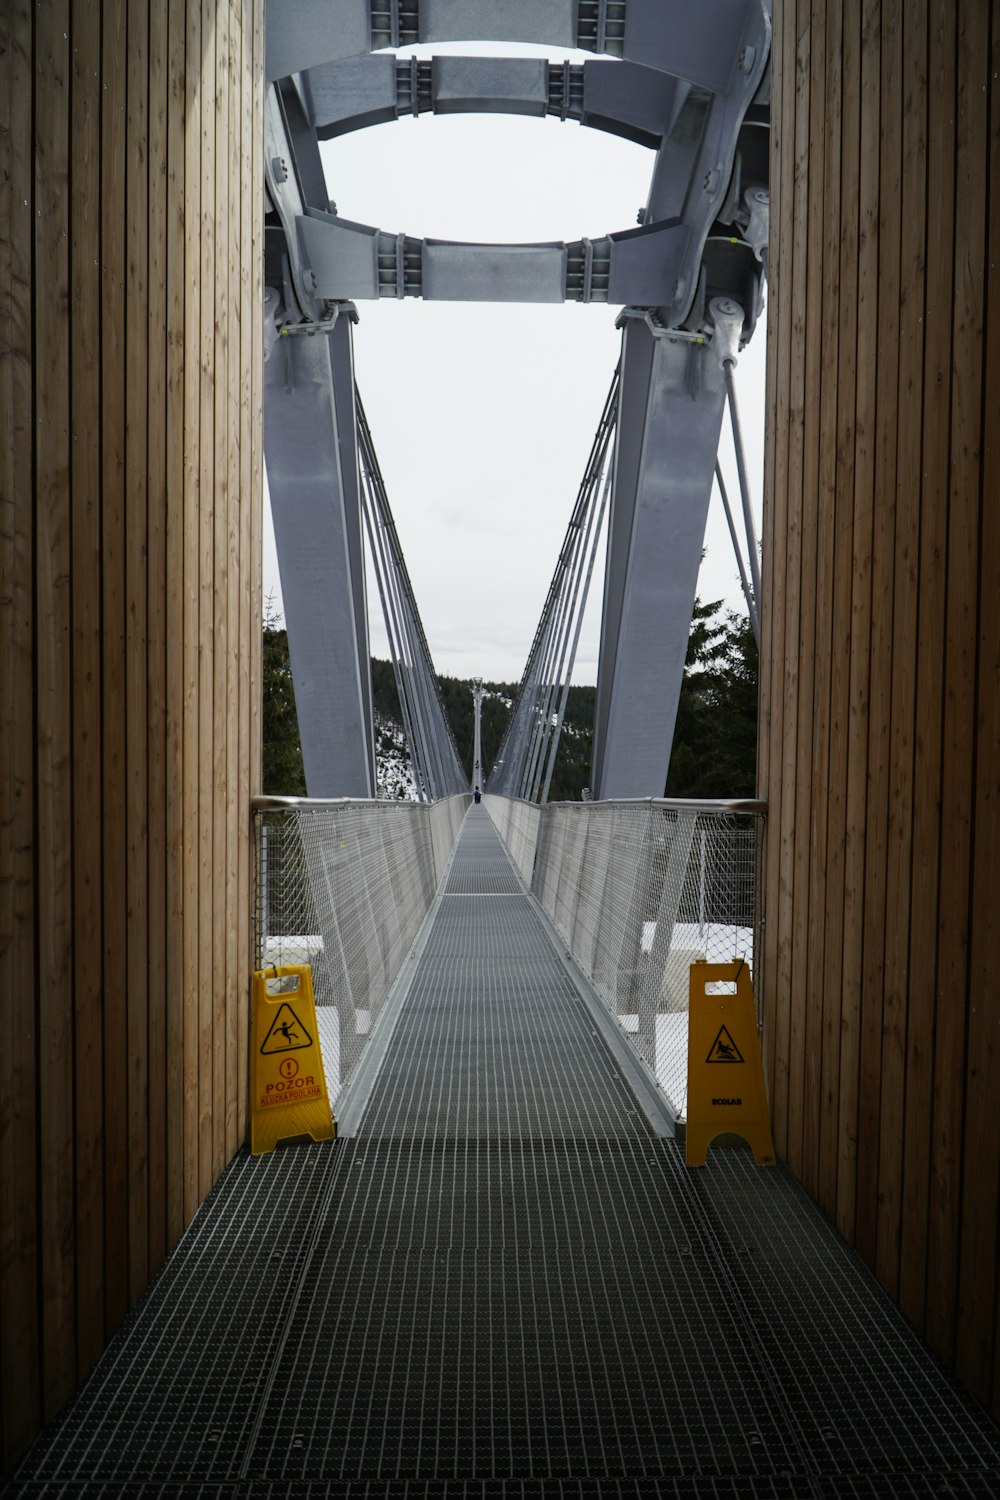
{"left": 253, "top": 794, "right": 765, "bottom": 819}
{"left": 252, "top": 793, "right": 468, "bottom": 812}
{"left": 484, "top": 793, "right": 767, "bottom": 818}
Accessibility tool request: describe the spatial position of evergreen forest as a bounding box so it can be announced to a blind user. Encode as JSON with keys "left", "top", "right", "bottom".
{"left": 262, "top": 597, "right": 758, "bottom": 801}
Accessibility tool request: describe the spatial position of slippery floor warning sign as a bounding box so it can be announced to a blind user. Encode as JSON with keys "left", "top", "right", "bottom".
{"left": 705, "top": 1025, "right": 744, "bottom": 1064}
{"left": 259, "top": 1002, "right": 314, "bottom": 1054}
{"left": 686, "top": 959, "right": 775, "bottom": 1168}
{"left": 250, "top": 965, "right": 335, "bottom": 1155}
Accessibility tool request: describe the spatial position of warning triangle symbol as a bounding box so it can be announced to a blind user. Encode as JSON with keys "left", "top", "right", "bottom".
{"left": 706, "top": 1025, "right": 745, "bottom": 1064}
{"left": 260, "top": 1003, "right": 313, "bottom": 1055}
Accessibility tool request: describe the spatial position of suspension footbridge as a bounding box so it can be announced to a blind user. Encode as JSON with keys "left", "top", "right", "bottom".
{"left": 5, "top": 0, "right": 1000, "bottom": 1490}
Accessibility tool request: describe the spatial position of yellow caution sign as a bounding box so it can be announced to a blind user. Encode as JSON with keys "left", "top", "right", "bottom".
{"left": 686, "top": 959, "right": 775, "bottom": 1167}
{"left": 250, "top": 965, "right": 335, "bottom": 1155}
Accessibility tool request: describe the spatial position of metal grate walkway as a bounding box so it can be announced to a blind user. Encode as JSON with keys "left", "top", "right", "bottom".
{"left": 7, "top": 809, "right": 1000, "bottom": 1496}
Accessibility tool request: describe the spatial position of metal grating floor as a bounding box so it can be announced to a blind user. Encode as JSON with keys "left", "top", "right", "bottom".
{"left": 7, "top": 808, "right": 1000, "bottom": 1497}
{"left": 444, "top": 817, "right": 523, "bottom": 895}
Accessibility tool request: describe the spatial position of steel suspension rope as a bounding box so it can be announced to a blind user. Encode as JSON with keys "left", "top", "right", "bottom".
{"left": 722, "top": 360, "right": 762, "bottom": 638}
{"left": 360, "top": 465, "right": 430, "bottom": 799}
{"left": 714, "top": 461, "right": 760, "bottom": 647}
{"left": 539, "top": 431, "right": 616, "bottom": 805}
{"left": 365, "top": 442, "right": 466, "bottom": 791}
{"left": 360, "top": 434, "right": 436, "bottom": 798}
{"left": 528, "top": 410, "right": 617, "bottom": 802}
{"left": 357, "top": 391, "right": 466, "bottom": 798}
{"left": 489, "top": 366, "right": 619, "bottom": 800}
{"left": 495, "top": 375, "right": 616, "bottom": 799}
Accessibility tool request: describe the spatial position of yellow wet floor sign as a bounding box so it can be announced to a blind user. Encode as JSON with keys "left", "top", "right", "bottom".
{"left": 250, "top": 964, "right": 335, "bottom": 1155}
{"left": 686, "top": 959, "right": 775, "bottom": 1167}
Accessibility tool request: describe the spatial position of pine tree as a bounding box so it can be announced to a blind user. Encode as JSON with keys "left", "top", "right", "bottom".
{"left": 664, "top": 601, "right": 758, "bottom": 798}
{"left": 261, "top": 599, "right": 307, "bottom": 796}
{"left": 260, "top": 604, "right": 758, "bottom": 802}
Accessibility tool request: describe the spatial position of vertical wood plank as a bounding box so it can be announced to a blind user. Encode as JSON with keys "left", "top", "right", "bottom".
{"left": 101, "top": 0, "right": 130, "bottom": 1338}
{"left": 856, "top": 0, "right": 902, "bottom": 1268}
{"left": 809, "top": 0, "right": 842, "bottom": 1204}
{"left": 165, "top": 0, "right": 187, "bottom": 1249}
{"left": 819, "top": 0, "right": 861, "bottom": 1219}
{"left": 251, "top": 0, "right": 263, "bottom": 822}
{"left": 761, "top": 0, "right": 785, "bottom": 1062}
{"left": 876, "top": 0, "right": 927, "bottom": 1298}
{"left": 961, "top": 0, "right": 1000, "bottom": 1416}
{"left": 761, "top": 0, "right": 797, "bottom": 1140}
{"left": 125, "top": 0, "right": 150, "bottom": 1306}
{"left": 756, "top": 0, "right": 783, "bottom": 1052}
{"left": 183, "top": 0, "right": 202, "bottom": 1226}
{"left": 983, "top": 5, "right": 1000, "bottom": 1425}
{"left": 0, "top": 0, "right": 42, "bottom": 1463}
{"left": 147, "top": 0, "right": 169, "bottom": 1274}
{"left": 250, "top": 0, "right": 265, "bottom": 972}
{"left": 926, "top": 0, "right": 987, "bottom": 1363}
{"left": 237, "top": 0, "right": 255, "bottom": 1139}
{"left": 899, "top": 0, "right": 955, "bottom": 1332}
{"left": 836, "top": 0, "right": 879, "bottom": 1244}
{"left": 35, "top": 0, "right": 77, "bottom": 1417}
{"left": 756, "top": 0, "right": 782, "bottom": 836}
{"left": 226, "top": 0, "right": 242, "bottom": 1158}
{"left": 70, "top": 0, "right": 107, "bottom": 1379}
{"left": 212, "top": 0, "right": 230, "bottom": 1180}
{"left": 775, "top": 0, "right": 806, "bottom": 1160}
{"left": 773, "top": 0, "right": 811, "bottom": 1160}
{"left": 791, "top": 0, "right": 826, "bottom": 1192}
{"left": 198, "top": 0, "right": 217, "bottom": 1201}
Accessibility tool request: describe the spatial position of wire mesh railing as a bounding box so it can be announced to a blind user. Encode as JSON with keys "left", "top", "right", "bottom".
{"left": 254, "top": 794, "right": 469, "bottom": 1106}
{"left": 255, "top": 790, "right": 761, "bottom": 1123}
{"left": 485, "top": 795, "right": 764, "bottom": 1120}
{"left": 480, "top": 795, "right": 542, "bottom": 889}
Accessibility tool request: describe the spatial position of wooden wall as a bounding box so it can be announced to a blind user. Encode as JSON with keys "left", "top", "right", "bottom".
{"left": 760, "top": 0, "right": 1000, "bottom": 1417}
{"left": 0, "top": 0, "right": 264, "bottom": 1469}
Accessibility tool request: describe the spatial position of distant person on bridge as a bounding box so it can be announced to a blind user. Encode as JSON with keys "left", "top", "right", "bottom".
{"left": 473, "top": 786, "right": 481, "bottom": 805}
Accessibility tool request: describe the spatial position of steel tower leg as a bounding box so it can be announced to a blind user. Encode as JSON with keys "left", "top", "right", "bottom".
{"left": 591, "top": 302, "right": 744, "bottom": 800}
{"left": 264, "top": 312, "right": 376, "bottom": 798}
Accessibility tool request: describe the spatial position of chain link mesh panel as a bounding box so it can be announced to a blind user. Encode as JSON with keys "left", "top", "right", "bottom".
{"left": 481, "top": 795, "right": 541, "bottom": 888}
{"left": 254, "top": 796, "right": 470, "bottom": 1105}
{"left": 487, "top": 797, "right": 760, "bottom": 1120}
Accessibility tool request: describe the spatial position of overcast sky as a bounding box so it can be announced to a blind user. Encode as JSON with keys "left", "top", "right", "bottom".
{"left": 263, "top": 41, "right": 767, "bottom": 684}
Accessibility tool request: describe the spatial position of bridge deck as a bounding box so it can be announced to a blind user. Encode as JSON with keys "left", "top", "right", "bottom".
{"left": 10, "top": 810, "right": 1000, "bottom": 1496}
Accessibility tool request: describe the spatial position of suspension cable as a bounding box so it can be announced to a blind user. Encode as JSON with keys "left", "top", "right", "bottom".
{"left": 490, "top": 366, "right": 619, "bottom": 800}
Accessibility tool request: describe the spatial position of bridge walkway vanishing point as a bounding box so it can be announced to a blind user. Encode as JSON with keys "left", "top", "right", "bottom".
{"left": 8, "top": 809, "right": 1000, "bottom": 1498}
